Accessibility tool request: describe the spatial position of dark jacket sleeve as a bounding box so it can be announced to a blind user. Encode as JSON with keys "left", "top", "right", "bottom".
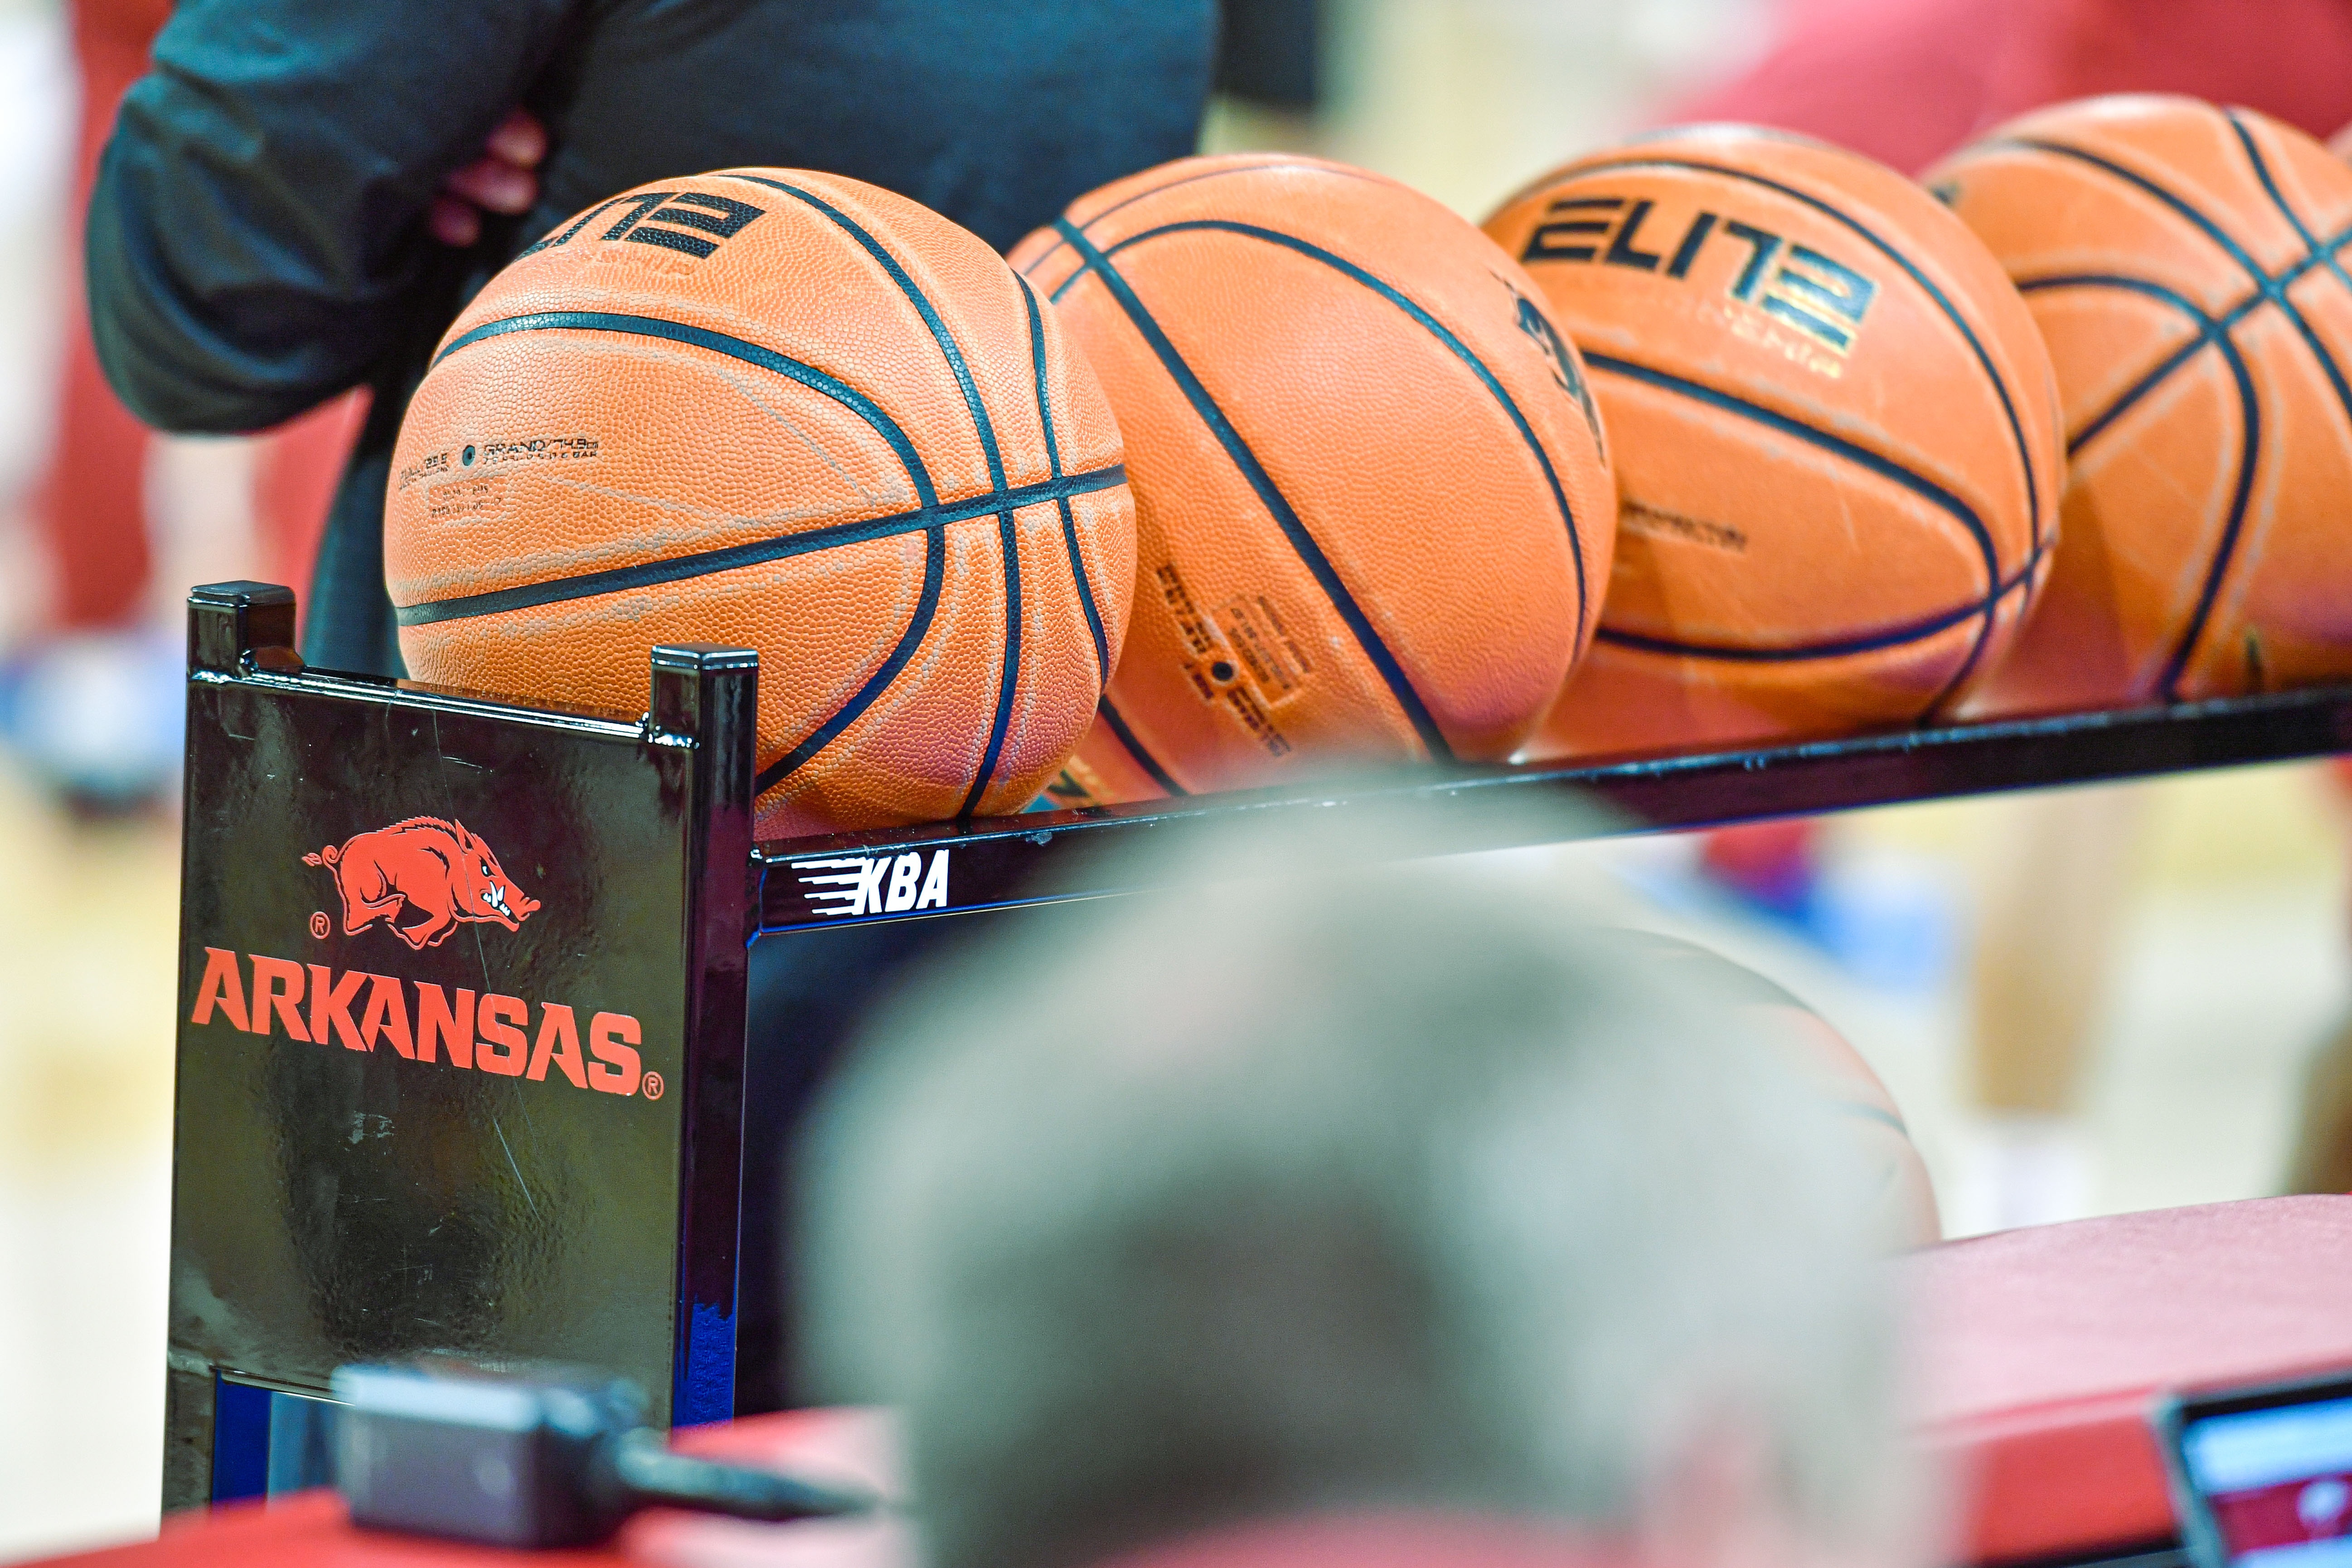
{"left": 86, "top": 0, "right": 577, "bottom": 434}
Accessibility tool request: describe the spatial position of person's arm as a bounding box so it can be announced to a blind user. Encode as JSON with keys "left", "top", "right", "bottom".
{"left": 86, "top": 0, "right": 574, "bottom": 435}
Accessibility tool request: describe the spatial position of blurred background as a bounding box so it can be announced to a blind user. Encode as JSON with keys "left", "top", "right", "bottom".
{"left": 0, "top": 0, "right": 2343, "bottom": 1557}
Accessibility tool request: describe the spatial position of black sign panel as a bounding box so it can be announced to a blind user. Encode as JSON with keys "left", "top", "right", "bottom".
{"left": 165, "top": 585, "right": 752, "bottom": 1510}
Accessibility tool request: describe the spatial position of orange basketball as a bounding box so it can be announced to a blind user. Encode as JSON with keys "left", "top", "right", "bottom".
{"left": 386, "top": 170, "right": 1134, "bottom": 838}
{"left": 1008, "top": 154, "right": 1615, "bottom": 803}
{"left": 1485, "top": 127, "right": 2065, "bottom": 759}
{"left": 1931, "top": 97, "right": 2352, "bottom": 712}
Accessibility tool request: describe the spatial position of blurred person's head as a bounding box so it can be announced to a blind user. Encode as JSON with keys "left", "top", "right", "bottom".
{"left": 800, "top": 819, "right": 1924, "bottom": 1568}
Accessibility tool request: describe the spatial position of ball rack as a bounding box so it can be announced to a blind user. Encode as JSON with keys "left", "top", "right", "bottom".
{"left": 760, "top": 677, "right": 2352, "bottom": 931}
{"left": 162, "top": 579, "right": 2352, "bottom": 1512}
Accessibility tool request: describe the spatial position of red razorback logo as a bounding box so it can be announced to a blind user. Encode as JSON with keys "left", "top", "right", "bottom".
{"left": 303, "top": 818, "right": 542, "bottom": 951}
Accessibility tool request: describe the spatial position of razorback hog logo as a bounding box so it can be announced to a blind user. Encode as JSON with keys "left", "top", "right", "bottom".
{"left": 305, "top": 818, "right": 541, "bottom": 950}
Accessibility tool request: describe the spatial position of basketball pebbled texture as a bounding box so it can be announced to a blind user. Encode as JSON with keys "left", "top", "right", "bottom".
{"left": 1932, "top": 97, "right": 2352, "bottom": 712}
{"left": 1009, "top": 154, "right": 1615, "bottom": 803}
{"left": 1487, "top": 126, "right": 2066, "bottom": 759}
{"left": 387, "top": 170, "right": 1135, "bottom": 838}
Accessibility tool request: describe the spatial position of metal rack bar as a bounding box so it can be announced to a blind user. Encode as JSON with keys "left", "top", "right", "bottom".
{"left": 756, "top": 684, "right": 2352, "bottom": 933}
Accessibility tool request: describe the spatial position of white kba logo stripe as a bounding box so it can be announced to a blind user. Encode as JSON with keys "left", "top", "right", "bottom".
{"left": 795, "top": 850, "right": 950, "bottom": 918}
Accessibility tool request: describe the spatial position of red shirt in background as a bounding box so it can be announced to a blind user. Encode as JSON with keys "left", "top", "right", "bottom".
{"left": 1669, "top": 0, "right": 2352, "bottom": 174}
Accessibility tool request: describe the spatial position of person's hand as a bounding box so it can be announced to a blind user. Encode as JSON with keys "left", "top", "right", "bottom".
{"left": 430, "top": 109, "right": 548, "bottom": 247}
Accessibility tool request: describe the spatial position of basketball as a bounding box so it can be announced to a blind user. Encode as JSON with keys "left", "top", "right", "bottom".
{"left": 1009, "top": 154, "right": 1615, "bottom": 803}
{"left": 1625, "top": 932, "right": 1940, "bottom": 1250}
{"left": 385, "top": 170, "right": 1135, "bottom": 838}
{"left": 1486, "top": 126, "right": 2065, "bottom": 759}
{"left": 1932, "top": 97, "right": 2352, "bottom": 712}
{"left": 1765, "top": 993, "right": 1942, "bottom": 1250}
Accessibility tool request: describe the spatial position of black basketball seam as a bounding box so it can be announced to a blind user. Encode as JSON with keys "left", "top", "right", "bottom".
{"left": 2170, "top": 334, "right": 2264, "bottom": 699}
{"left": 2229, "top": 112, "right": 2352, "bottom": 299}
{"left": 720, "top": 175, "right": 1011, "bottom": 492}
{"left": 1492, "top": 124, "right": 1854, "bottom": 213}
{"left": 723, "top": 175, "right": 1029, "bottom": 812}
{"left": 1830, "top": 1100, "right": 1911, "bottom": 1136}
{"left": 2076, "top": 332, "right": 2211, "bottom": 452}
{"left": 1103, "top": 217, "right": 1593, "bottom": 650}
{"left": 1019, "top": 160, "right": 1392, "bottom": 283}
{"left": 2025, "top": 231, "right": 2350, "bottom": 446}
{"left": 2002, "top": 134, "right": 2352, "bottom": 432}
{"left": 958, "top": 506, "right": 1027, "bottom": 818}
{"left": 426, "top": 306, "right": 972, "bottom": 795}
{"left": 1593, "top": 555, "right": 2037, "bottom": 663}
{"left": 2226, "top": 116, "right": 2352, "bottom": 432}
{"left": 757, "top": 525, "right": 948, "bottom": 797}
{"left": 2001, "top": 121, "right": 2352, "bottom": 697}
{"left": 1017, "top": 274, "right": 1112, "bottom": 685}
{"left": 1583, "top": 352, "right": 2006, "bottom": 699}
{"left": 2003, "top": 136, "right": 2286, "bottom": 282}
{"left": 1051, "top": 217, "right": 1457, "bottom": 762}
{"left": 2002, "top": 144, "right": 2352, "bottom": 319}
{"left": 396, "top": 468, "right": 1125, "bottom": 626}
{"left": 432, "top": 311, "right": 938, "bottom": 508}
{"left": 1556, "top": 154, "right": 2049, "bottom": 558}
{"left": 2011, "top": 273, "right": 2262, "bottom": 699}
{"left": 1096, "top": 695, "right": 1188, "bottom": 796}
{"left": 2028, "top": 276, "right": 2226, "bottom": 456}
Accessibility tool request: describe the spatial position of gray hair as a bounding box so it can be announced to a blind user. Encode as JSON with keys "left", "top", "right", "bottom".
{"left": 800, "top": 821, "right": 1912, "bottom": 1568}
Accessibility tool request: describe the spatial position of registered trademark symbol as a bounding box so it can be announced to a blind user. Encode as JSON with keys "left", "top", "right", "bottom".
{"left": 641, "top": 1072, "right": 664, "bottom": 1101}
{"left": 309, "top": 912, "right": 330, "bottom": 939}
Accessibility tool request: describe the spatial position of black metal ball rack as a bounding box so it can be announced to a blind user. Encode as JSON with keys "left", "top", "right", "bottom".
{"left": 163, "top": 580, "right": 2352, "bottom": 1511}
